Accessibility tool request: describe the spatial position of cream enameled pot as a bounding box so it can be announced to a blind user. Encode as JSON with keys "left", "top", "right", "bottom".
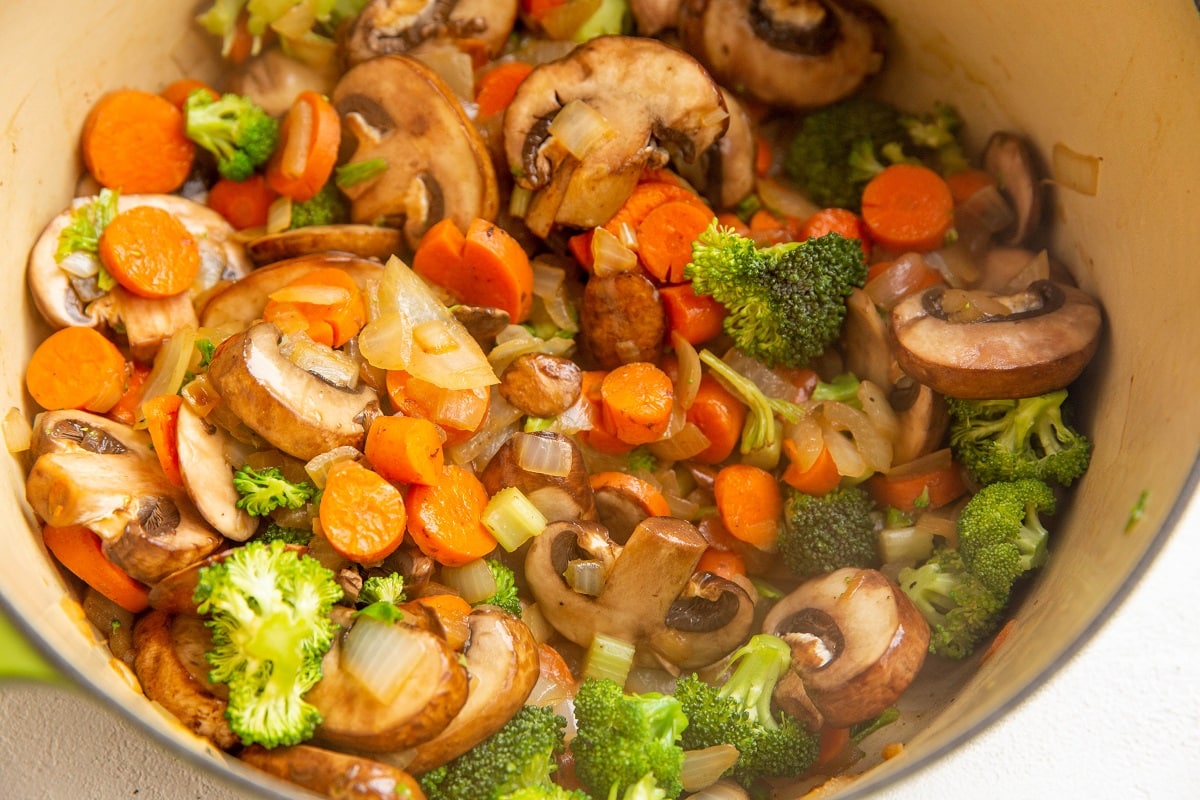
{"left": 1, "top": 2, "right": 1199, "bottom": 798}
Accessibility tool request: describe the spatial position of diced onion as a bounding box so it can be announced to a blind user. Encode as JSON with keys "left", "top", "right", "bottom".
{"left": 939, "top": 287, "right": 1012, "bottom": 322}
{"left": 442, "top": 558, "right": 497, "bottom": 604}
{"left": 357, "top": 311, "right": 414, "bottom": 371}
{"left": 878, "top": 525, "right": 934, "bottom": 566}
{"left": 268, "top": 284, "right": 351, "bottom": 306}
{"left": 304, "top": 446, "right": 363, "bottom": 488}
{"left": 340, "top": 617, "right": 424, "bottom": 705}
{"left": 520, "top": 603, "right": 556, "bottom": 646}
{"left": 267, "top": 195, "right": 293, "bottom": 234}
{"left": 1051, "top": 142, "right": 1101, "bottom": 196}
{"left": 925, "top": 242, "right": 981, "bottom": 288}
{"left": 280, "top": 99, "right": 313, "bottom": 180}
{"left": 590, "top": 226, "right": 639, "bottom": 276}
{"left": 3, "top": 407, "right": 32, "bottom": 453}
{"left": 822, "top": 400, "right": 892, "bottom": 474}
{"left": 279, "top": 331, "right": 360, "bottom": 389}
{"left": 756, "top": 175, "right": 820, "bottom": 221}
{"left": 857, "top": 380, "right": 900, "bottom": 445}
{"left": 915, "top": 509, "right": 960, "bottom": 545}
{"left": 414, "top": 42, "right": 474, "bottom": 102}
{"left": 1000, "top": 249, "right": 1051, "bottom": 293}
{"left": 785, "top": 412, "right": 825, "bottom": 473}
{"left": 957, "top": 183, "right": 1016, "bottom": 233}
{"left": 514, "top": 431, "right": 574, "bottom": 477}
{"left": 548, "top": 98, "right": 614, "bottom": 160}
{"left": 445, "top": 393, "right": 523, "bottom": 467}
{"left": 180, "top": 374, "right": 220, "bottom": 418}
{"left": 57, "top": 250, "right": 100, "bottom": 278}
{"left": 565, "top": 559, "right": 606, "bottom": 596}
{"left": 681, "top": 745, "right": 741, "bottom": 793}
{"left": 532, "top": 258, "right": 566, "bottom": 300}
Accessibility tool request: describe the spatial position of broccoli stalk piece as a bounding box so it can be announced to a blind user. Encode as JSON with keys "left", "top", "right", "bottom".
{"left": 675, "top": 634, "right": 819, "bottom": 787}
{"left": 779, "top": 485, "right": 880, "bottom": 579}
{"left": 957, "top": 479, "right": 1056, "bottom": 596}
{"left": 419, "top": 704, "right": 577, "bottom": 800}
{"left": 184, "top": 90, "right": 279, "bottom": 181}
{"left": 289, "top": 181, "right": 350, "bottom": 229}
{"left": 686, "top": 222, "right": 867, "bottom": 369}
{"left": 947, "top": 389, "right": 1092, "bottom": 487}
{"left": 571, "top": 678, "right": 690, "bottom": 800}
{"left": 233, "top": 465, "right": 315, "bottom": 517}
{"left": 698, "top": 349, "right": 804, "bottom": 460}
{"left": 194, "top": 540, "right": 343, "bottom": 748}
{"left": 898, "top": 546, "right": 1007, "bottom": 659}
{"left": 479, "top": 559, "right": 522, "bottom": 617}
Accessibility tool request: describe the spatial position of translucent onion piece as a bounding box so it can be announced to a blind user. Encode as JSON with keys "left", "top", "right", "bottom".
{"left": 756, "top": 175, "right": 820, "bottom": 221}
{"left": 925, "top": 242, "right": 980, "bottom": 288}
{"left": 542, "top": 287, "right": 579, "bottom": 333}
{"left": 532, "top": 259, "right": 566, "bottom": 300}
{"left": 267, "top": 195, "right": 293, "bottom": 234}
{"left": 548, "top": 99, "right": 614, "bottom": 160}
{"left": 885, "top": 447, "right": 953, "bottom": 479}
{"left": 681, "top": 745, "right": 742, "bottom": 793}
{"left": 180, "top": 374, "right": 220, "bottom": 418}
{"left": 268, "top": 284, "right": 352, "bottom": 305}
{"left": 520, "top": 603, "right": 555, "bottom": 646}
{"left": 510, "top": 37, "right": 577, "bottom": 66}
{"left": 939, "top": 288, "right": 1012, "bottom": 322}
{"left": 58, "top": 250, "right": 100, "bottom": 278}
{"left": 442, "top": 558, "right": 497, "bottom": 604}
{"left": 878, "top": 525, "right": 935, "bottom": 566}
{"left": 1051, "top": 142, "right": 1101, "bottom": 196}
{"left": 515, "top": 431, "right": 574, "bottom": 477}
{"left": 546, "top": 393, "right": 594, "bottom": 435}
{"left": 590, "top": 226, "right": 639, "bottom": 277}
{"left": 785, "top": 412, "right": 825, "bottom": 473}
{"left": 624, "top": 665, "right": 680, "bottom": 696}
{"left": 357, "top": 311, "right": 413, "bottom": 371}
{"left": 488, "top": 330, "right": 575, "bottom": 376}
{"left": 3, "top": 407, "right": 32, "bottom": 453}
{"left": 865, "top": 252, "right": 936, "bottom": 311}
{"left": 822, "top": 400, "right": 892, "bottom": 474}
{"left": 671, "top": 332, "right": 701, "bottom": 411}
{"left": 304, "top": 446, "right": 363, "bottom": 489}
{"left": 279, "top": 331, "right": 360, "bottom": 390}
{"left": 566, "top": 559, "right": 606, "bottom": 596}
{"left": 857, "top": 380, "right": 900, "bottom": 445}
{"left": 138, "top": 326, "right": 197, "bottom": 425}
{"left": 690, "top": 779, "right": 759, "bottom": 800}
{"left": 414, "top": 42, "right": 474, "bottom": 102}
{"left": 280, "top": 99, "right": 313, "bottom": 180}
{"left": 445, "top": 393, "right": 523, "bottom": 467}
{"left": 341, "top": 617, "right": 425, "bottom": 705}
{"left": 647, "top": 422, "right": 711, "bottom": 462}
{"left": 720, "top": 347, "right": 805, "bottom": 403}
{"left": 958, "top": 183, "right": 1016, "bottom": 233}
{"left": 914, "top": 510, "right": 959, "bottom": 545}
{"left": 541, "top": 0, "right": 603, "bottom": 40}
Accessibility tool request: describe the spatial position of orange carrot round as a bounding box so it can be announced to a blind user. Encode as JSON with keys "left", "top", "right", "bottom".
{"left": 589, "top": 471, "right": 672, "bottom": 518}
{"left": 319, "top": 460, "right": 409, "bottom": 563}
{"left": 207, "top": 173, "right": 277, "bottom": 230}
{"left": 82, "top": 89, "right": 195, "bottom": 194}
{"left": 26, "top": 327, "right": 128, "bottom": 413}
{"left": 475, "top": 61, "right": 535, "bottom": 118}
{"left": 601, "top": 181, "right": 710, "bottom": 239}
{"left": 798, "top": 207, "right": 871, "bottom": 259}
{"left": 865, "top": 456, "right": 968, "bottom": 513}
{"left": 263, "top": 266, "right": 368, "bottom": 348}
{"left": 106, "top": 360, "right": 152, "bottom": 426}
{"left": 161, "top": 78, "right": 219, "bottom": 109}
{"left": 713, "top": 463, "right": 783, "bottom": 550}
{"left": 944, "top": 168, "right": 998, "bottom": 204}
{"left": 636, "top": 201, "right": 715, "bottom": 284}
{"left": 781, "top": 440, "right": 841, "bottom": 496}
{"left": 660, "top": 282, "right": 727, "bottom": 346}
{"left": 266, "top": 90, "right": 341, "bottom": 202}
{"left": 99, "top": 205, "right": 201, "bottom": 298}
{"left": 404, "top": 465, "right": 497, "bottom": 567}
{"left": 860, "top": 163, "right": 956, "bottom": 253}
{"left": 385, "top": 370, "right": 490, "bottom": 446}
{"left": 142, "top": 393, "right": 184, "bottom": 487}
{"left": 696, "top": 547, "right": 747, "bottom": 582}
{"left": 413, "top": 218, "right": 535, "bottom": 323}
{"left": 600, "top": 362, "right": 675, "bottom": 446}
{"left": 686, "top": 373, "right": 748, "bottom": 465}
{"left": 410, "top": 593, "right": 473, "bottom": 650}
{"left": 43, "top": 524, "right": 149, "bottom": 613}
{"left": 365, "top": 414, "right": 445, "bottom": 487}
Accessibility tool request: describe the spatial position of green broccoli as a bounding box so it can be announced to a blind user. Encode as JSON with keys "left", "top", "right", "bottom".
{"left": 686, "top": 221, "right": 867, "bottom": 369}
{"left": 898, "top": 546, "right": 1007, "bottom": 659}
{"left": 184, "top": 89, "right": 279, "bottom": 181}
{"left": 611, "top": 773, "right": 669, "bottom": 800}
{"left": 899, "top": 101, "right": 970, "bottom": 175}
{"left": 500, "top": 785, "right": 591, "bottom": 800}
{"left": 194, "top": 539, "right": 342, "bottom": 748}
{"left": 479, "top": 559, "right": 522, "bottom": 617}
{"left": 957, "top": 479, "right": 1056, "bottom": 596}
{"left": 778, "top": 485, "right": 879, "bottom": 578}
{"left": 419, "top": 704, "right": 574, "bottom": 800}
{"left": 289, "top": 181, "right": 350, "bottom": 229}
{"left": 197, "top": 0, "right": 371, "bottom": 58}
{"left": 697, "top": 349, "right": 804, "bottom": 463}
{"left": 947, "top": 390, "right": 1092, "bottom": 487}
{"left": 811, "top": 372, "right": 861, "bottom": 406}
{"left": 355, "top": 572, "right": 407, "bottom": 623}
{"left": 233, "top": 465, "right": 316, "bottom": 517}
{"left": 571, "top": 678, "right": 689, "bottom": 800}
{"left": 256, "top": 522, "right": 313, "bottom": 546}
{"left": 675, "top": 634, "right": 819, "bottom": 788}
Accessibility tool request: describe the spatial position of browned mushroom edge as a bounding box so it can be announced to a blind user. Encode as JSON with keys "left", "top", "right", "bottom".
{"left": 340, "top": 0, "right": 519, "bottom": 66}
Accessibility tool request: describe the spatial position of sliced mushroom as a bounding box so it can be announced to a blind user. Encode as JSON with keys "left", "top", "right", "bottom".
{"left": 452, "top": 304, "right": 511, "bottom": 350}
{"left": 889, "top": 280, "right": 1103, "bottom": 399}
{"left": 332, "top": 55, "right": 499, "bottom": 250}
{"left": 228, "top": 47, "right": 339, "bottom": 118}
{"left": 132, "top": 609, "right": 238, "bottom": 750}
{"left": 525, "top": 517, "right": 754, "bottom": 670}
{"left": 245, "top": 225, "right": 404, "bottom": 266}
{"left": 239, "top": 743, "right": 426, "bottom": 800}
{"left": 206, "top": 320, "right": 381, "bottom": 461}
{"left": 983, "top": 132, "right": 1043, "bottom": 246}
{"left": 678, "top": 0, "right": 888, "bottom": 109}
{"left": 340, "top": 0, "right": 519, "bottom": 65}
{"left": 838, "top": 286, "right": 894, "bottom": 391}
{"left": 503, "top": 35, "right": 729, "bottom": 236}
{"left": 406, "top": 607, "right": 541, "bottom": 772}
{"left": 100, "top": 286, "right": 199, "bottom": 363}
{"left": 498, "top": 352, "right": 584, "bottom": 418}
{"left": 888, "top": 376, "right": 948, "bottom": 466}
{"left": 763, "top": 567, "right": 929, "bottom": 728}
{"left": 479, "top": 431, "right": 597, "bottom": 522}
{"left": 630, "top": 0, "right": 684, "bottom": 35}
{"left": 25, "top": 410, "right": 223, "bottom": 584}
{"left": 175, "top": 402, "right": 257, "bottom": 542}
{"left": 673, "top": 87, "right": 757, "bottom": 210}
{"left": 28, "top": 193, "right": 251, "bottom": 332}
{"left": 307, "top": 609, "right": 470, "bottom": 753}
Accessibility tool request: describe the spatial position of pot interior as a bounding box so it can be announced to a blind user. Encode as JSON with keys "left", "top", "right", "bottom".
{"left": 1, "top": 2, "right": 1198, "bottom": 798}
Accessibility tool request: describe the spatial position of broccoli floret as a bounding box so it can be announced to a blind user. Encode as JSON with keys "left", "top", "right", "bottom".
{"left": 675, "top": 634, "right": 819, "bottom": 787}
{"left": 898, "top": 546, "right": 1007, "bottom": 659}
{"left": 233, "top": 465, "right": 316, "bottom": 517}
{"left": 289, "top": 181, "right": 350, "bottom": 229}
{"left": 611, "top": 773, "right": 669, "bottom": 800}
{"left": 256, "top": 522, "right": 313, "bottom": 546}
{"left": 779, "top": 485, "right": 879, "bottom": 578}
{"left": 479, "top": 559, "right": 522, "bottom": 617}
{"left": 957, "top": 479, "right": 1056, "bottom": 596}
{"left": 353, "top": 572, "right": 407, "bottom": 623}
{"left": 194, "top": 540, "right": 342, "bottom": 748}
{"left": 899, "top": 101, "right": 970, "bottom": 175}
{"left": 184, "top": 89, "right": 279, "bottom": 181}
{"left": 697, "top": 349, "right": 804, "bottom": 461}
{"left": 947, "top": 390, "right": 1092, "bottom": 487}
{"left": 420, "top": 704, "right": 571, "bottom": 800}
{"left": 501, "top": 785, "right": 591, "bottom": 800}
{"left": 687, "top": 222, "right": 867, "bottom": 369}
{"left": 571, "top": 678, "right": 689, "bottom": 800}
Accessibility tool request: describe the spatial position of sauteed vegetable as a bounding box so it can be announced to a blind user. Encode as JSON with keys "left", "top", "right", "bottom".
{"left": 18, "top": 1, "right": 1105, "bottom": 798}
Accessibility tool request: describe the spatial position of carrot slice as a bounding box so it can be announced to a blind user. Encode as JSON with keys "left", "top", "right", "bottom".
{"left": 636, "top": 200, "right": 716, "bottom": 284}
{"left": 42, "top": 524, "right": 149, "bottom": 613}
{"left": 82, "top": 89, "right": 195, "bottom": 194}
{"left": 660, "top": 282, "right": 727, "bottom": 346}
{"left": 475, "top": 61, "right": 535, "bottom": 117}
{"left": 601, "top": 181, "right": 709, "bottom": 240}
{"left": 207, "top": 173, "right": 276, "bottom": 230}
{"left": 404, "top": 465, "right": 497, "bottom": 567}
{"left": 319, "top": 460, "right": 409, "bottom": 563}
{"left": 600, "top": 362, "right": 675, "bottom": 446}
{"left": 262, "top": 266, "right": 367, "bottom": 348}
{"left": 797, "top": 207, "right": 871, "bottom": 259}
{"left": 106, "top": 360, "right": 152, "bottom": 426}
{"left": 865, "top": 456, "right": 968, "bottom": 513}
{"left": 26, "top": 327, "right": 128, "bottom": 413}
{"left": 685, "top": 373, "right": 748, "bottom": 465}
{"left": 161, "top": 78, "right": 218, "bottom": 109}
{"left": 365, "top": 414, "right": 445, "bottom": 487}
{"left": 589, "top": 471, "right": 672, "bottom": 518}
{"left": 944, "top": 168, "right": 998, "bottom": 205}
{"left": 413, "top": 218, "right": 535, "bottom": 323}
{"left": 578, "top": 370, "right": 635, "bottom": 455}
{"left": 409, "top": 592, "right": 473, "bottom": 651}
{"left": 696, "top": 547, "right": 747, "bottom": 582}
{"left": 781, "top": 440, "right": 841, "bottom": 496}
{"left": 860, "top": 163, "right": 956, "bottom": 253}
{"left": 266, "top": 90, "right": 341, "bottom": 202}
{"left": 713, "top": 463, "right": 783, "bottom": 550}
{"left": 99, "top": 205, "right": 201, "bottom": 298}
{"left": 142, "top": 393, "right": 184, "bottom": 487}
{"left": 384, "top": 370, "right": 489, "bottom": 446}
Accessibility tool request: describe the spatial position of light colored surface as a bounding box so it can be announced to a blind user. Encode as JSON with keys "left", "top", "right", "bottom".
{"left": 2, "top": 496, "right": 1197, "bottom": 799}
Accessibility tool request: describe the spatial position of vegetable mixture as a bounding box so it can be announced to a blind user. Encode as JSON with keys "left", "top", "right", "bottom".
{"left": 18, "top": 1, "right": 1104, "bottom": 798}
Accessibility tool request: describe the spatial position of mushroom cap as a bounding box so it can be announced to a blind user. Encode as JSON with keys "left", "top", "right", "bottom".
{"left": 502, "top": 35, "right": 729, "bottom": 234}
{"left": 889, "top": 280, "right": 1103, "bottom": 399}
{"left": 175, "top": 402, "right": 258, "bottom": 542}
{"left": 339, "top": 0, "right": 519, "bottom": 66}
{"left": 983, "top": 131, "right": 1044, "bottom": 247}
{"left": 479, "top": 431, "right": 597, "bottom": 522}
{"left": 678, "top": 0, "right": 888, "bottom": 109}
{"left": 239, "top": 743, "right": 425, "bottom": 800}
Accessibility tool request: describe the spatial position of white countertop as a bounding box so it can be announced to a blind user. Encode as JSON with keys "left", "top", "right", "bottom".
{"left": 3, "top": 501, "right": 1197, "bottom": 800}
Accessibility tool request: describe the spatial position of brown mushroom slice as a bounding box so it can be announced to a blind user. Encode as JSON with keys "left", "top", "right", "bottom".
{"left": 332, "top": 55, "right": 499, "bottom": 250}
{"left": 498, "top": 352, "right": 583, "bottom": 418}
{"left": 96, "top": 286, "right": 199, "bottom": 363}
{"left": 340, "top": 0, "right": 519, "bottom": 65}
{"left": 239, "top": 743, "right": 426, "bottom": 800}
{"left": 132, "top": 609, "right": 238, "bottom": 750}
{"left": 673, "top": 87, "right": 757, "bottom": 210}
{"left": 762, "top": 567, "right": 929, "bottom": 728}
{"left": 308, "top": 611, "right": 469, "bottom": 753}
{"left": 28, "top": 193, "right": 251, "bottom": 331}
{"left": 630, "top": 0, "right": 684, "bottom": 35}
{"left": 228, "top": 48, "right": 339, "bottom": 118}
{"left": 480, "top": 431, "right": 597, "bottom": 522}
{"left": 245, "top": 225, "right": 403, "bottom": 266}
{"left": 839, "top": 287, "right": 894, "bottom": 391}
{"left": 889, "top": 376, "right": 949, "bottom": 466}
{"left": 406, "top": 607, "right": 541, "bottom": 772}
{"left": 503, "top": 36, "right": 728, "bottom": 236}
{"left": 206, "top": 320, "right": 380, "bottom": 462}
{"left": 889, "top": 280, "right": 1103, "bottom": 399}
{"left": 649, "top": 571, "right": 757, "bottom": 669}
{"left": 175, "top": 402, "right": 258, "bottom": 542}
{"left": 25, "top": 410, "right": 223, "bottom": 584}
{"left": 678, "top": 0, "right": 888, "bottom": 109}
{"left": 983, "top": 132, "right": 1043, "bottom": 246}
{"left": 452, "top": 304, "right": 511, "bottom": 350}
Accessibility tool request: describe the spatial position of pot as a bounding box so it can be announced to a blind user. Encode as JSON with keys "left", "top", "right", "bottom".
{"left": 1, "top": 2, "right": 1198, "bottom": 798}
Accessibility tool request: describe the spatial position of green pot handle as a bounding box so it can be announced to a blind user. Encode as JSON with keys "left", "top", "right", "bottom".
{"left": 0, "top": 610, "right": 60, "bottom": 683}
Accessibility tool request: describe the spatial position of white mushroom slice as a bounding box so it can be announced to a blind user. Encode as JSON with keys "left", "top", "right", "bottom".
{"left": 340, "top": 0, "right": 520, "bottom": 66}
{"left": 104, "top": 286, "right": 199, "bottom": 363}
{"left": 245, "top": 224, "right": 403, "bottom": 266}
{"left": 175, "top": 402, "right": 257, "bottom": 542}
{"left": 630, "top": 0, "right": 684, "bottom": 35}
